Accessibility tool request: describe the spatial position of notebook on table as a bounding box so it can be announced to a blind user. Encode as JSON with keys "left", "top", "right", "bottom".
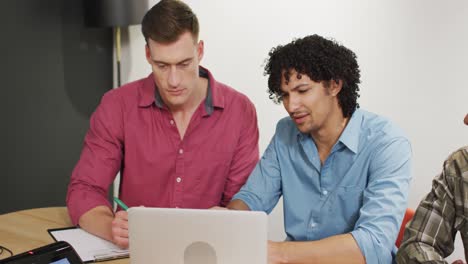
{"left": 48, "top": 227, "right": 129, "bottom": 263}
{"left": 128, "top": 207, "right": 268, "bottom": 264}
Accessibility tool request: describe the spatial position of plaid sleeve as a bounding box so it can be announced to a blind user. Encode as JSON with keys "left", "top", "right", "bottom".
{"left": 396, "top": 147, "right": 468, "bottom": 264}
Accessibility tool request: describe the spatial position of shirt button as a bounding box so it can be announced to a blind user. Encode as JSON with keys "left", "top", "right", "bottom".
{"left": 310, "top": 222, "right": 317, "bottom": 228}
{"left": 176, "top": 177, "right": 182, "bottom": 183}
{"left": 170, "top": 120, "right": 174, "bottom": 125}
{"left": 322, "top": 190, "right": 328, "bottom": 195}
{"left": 179, "top": 149, "right": 183, "bottom": 154}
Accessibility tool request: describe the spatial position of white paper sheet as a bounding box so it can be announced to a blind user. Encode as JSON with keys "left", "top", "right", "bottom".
{"left": 49, "top": 228, "right": 129, "bottom": 262}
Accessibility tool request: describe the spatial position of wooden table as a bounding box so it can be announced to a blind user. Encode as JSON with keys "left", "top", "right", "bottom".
{"left": 0, "top": 207, "right": 128, "bottom": 263}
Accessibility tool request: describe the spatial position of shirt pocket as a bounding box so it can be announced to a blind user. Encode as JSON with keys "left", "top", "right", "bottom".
{"left": 330, "top": 186, "right": 364, "bottom": 233}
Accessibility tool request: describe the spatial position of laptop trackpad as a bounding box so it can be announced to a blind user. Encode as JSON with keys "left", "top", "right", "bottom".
{"left": 184, "top": 241, "right": 217, "bottom": 264}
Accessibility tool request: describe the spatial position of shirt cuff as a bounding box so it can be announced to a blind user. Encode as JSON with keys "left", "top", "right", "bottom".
{"left": 351, "top": 229, "right": 394, "bottom": 264}
{"left": 67, "top": 190, "right": 112, "bottom": 225}
{"left": 231, "top": 191, "right": 262, "bottom": 212}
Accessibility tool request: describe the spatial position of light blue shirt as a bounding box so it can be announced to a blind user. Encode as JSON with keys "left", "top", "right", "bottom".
{"left": 232, "top": 109, "right": 412, "bottom": 264}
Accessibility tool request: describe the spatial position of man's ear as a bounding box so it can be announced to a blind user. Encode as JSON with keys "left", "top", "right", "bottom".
{"left": 329, "top": 79, "right": 343, "bottom": 97}
{"left": 197, "top": 40, "right": 204, "bottom": 61}
{"left": 145, "top": 44, "right": 152, "bottom": 64}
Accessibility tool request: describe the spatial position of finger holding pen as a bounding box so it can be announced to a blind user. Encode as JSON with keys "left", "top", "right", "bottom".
{"left": 112, "top": 210, "right": 129, "bottom": 249}
{"left": 112, "top": 197, "right": 129, "bottom": 249}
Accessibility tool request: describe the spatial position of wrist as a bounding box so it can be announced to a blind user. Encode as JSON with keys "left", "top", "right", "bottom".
{"left": 269, "top": 241, "right": 289, "bottom": 264}
{"left": 279, "top": 241, "right": 290, "bottom": 264}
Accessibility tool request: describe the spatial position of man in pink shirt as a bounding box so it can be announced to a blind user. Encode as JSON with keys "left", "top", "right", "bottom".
{"left": 66, "top": 0, "right": 259, "bottom": 248}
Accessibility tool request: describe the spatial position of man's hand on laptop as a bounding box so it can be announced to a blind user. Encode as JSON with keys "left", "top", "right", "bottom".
{"left": 111, "top": 210, "right": 129, "bottom": 249}
{"left": 210, "top": 206, "right": 228, "bottom": 210}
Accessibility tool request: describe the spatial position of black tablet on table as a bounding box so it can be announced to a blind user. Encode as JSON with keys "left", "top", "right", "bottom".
{"left": 0, "top": 241, "right": 83, "bottom": 264}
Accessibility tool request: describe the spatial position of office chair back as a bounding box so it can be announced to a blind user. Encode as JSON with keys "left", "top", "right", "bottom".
{"left": 396, "top": 208, "right": 415, "bottom": 247}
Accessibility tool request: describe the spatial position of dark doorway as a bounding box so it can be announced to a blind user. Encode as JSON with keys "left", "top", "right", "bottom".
{"left": 0, "top": 0, "right": 113, "bottom": 214}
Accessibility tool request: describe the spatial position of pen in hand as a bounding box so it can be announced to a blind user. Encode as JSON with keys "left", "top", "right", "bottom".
{"left": 113, "top": 197, "right": 129, "bottom": 211}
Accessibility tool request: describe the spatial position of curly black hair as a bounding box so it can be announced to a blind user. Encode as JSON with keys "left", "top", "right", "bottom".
{"left": 264, "top": 34, "right": 361, "bottom": 118}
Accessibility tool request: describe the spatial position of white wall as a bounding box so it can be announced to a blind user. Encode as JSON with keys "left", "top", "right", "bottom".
{"left": 118, "top": 0, "right": 468, "bottom": 260}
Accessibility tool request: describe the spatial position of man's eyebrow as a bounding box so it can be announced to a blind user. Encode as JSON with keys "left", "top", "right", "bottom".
{"left": 291, "top": 83, "right": 310, "bottom": 90}
{"left": 151, "top": 57, "right": 193, "bottom": 65}
{"left": 282, "top": 83, "right": 309, "bottom": 92}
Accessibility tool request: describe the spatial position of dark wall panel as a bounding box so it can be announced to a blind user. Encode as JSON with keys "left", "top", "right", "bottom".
{"left": 0, "top": 0, "right": 113, "bottom": 214}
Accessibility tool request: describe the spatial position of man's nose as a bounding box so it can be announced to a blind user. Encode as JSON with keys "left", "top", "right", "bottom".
{"left": 168, "top": 66, "right": 182, "bottom": 87}
{"left": 286, "top": 94, "right": 301, "bottom": 113}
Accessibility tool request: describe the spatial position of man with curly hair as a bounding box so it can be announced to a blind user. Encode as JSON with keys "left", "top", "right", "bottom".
{"left": 227, "top": 35, "right": 412, "bottom": 263}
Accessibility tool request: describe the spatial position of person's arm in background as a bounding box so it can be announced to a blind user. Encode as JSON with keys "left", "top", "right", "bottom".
{"left": 250, "top": 138, "right": 412, "bottom": 264}
{"left": 66, "top": 90, "right": 126, "bottom": 247}
{"left": 219, "top": 98, "right": 259, "bottom": 206}
{"left": 396, "top": 148, "right": 468, "bottom": 264}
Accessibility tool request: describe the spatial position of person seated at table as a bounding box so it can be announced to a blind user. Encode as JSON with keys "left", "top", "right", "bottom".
{"left": 396, "top": 114, "right": 468, "bottom": 264}
{"left": 225, "top": 34, "right": 412, "bottom": 263}
{"left": 66, "top": 0, "right": 259, "bottom": 248}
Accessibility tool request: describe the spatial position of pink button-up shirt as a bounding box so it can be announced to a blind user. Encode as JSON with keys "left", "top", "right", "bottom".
{"left": 66, "top": 67, "right": 259, "bottom": 225}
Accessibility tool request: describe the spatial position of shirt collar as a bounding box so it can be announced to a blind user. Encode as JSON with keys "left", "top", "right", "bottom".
{"left": 296, "top": 108, "right": 362, "bottom": 154}
{"left": 138, "top": 66, "right": 224, "bottom": 116}
{"left": 337, "top": 108, "right": 362, "bottom": 154}
{"left": 138, "top": 73, "right": 157, "bottom": 107}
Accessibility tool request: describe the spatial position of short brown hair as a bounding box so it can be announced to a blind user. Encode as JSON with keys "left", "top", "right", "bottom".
{"left": 141, "top": 0, "right": 199, "bottom": 44}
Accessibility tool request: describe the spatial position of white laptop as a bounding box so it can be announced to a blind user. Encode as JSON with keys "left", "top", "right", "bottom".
{"left": 128, "top": 207, "right": 267, "bottom": 264}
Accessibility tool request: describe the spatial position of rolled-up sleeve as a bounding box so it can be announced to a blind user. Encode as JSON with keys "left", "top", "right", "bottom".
{"left": 351, "top": 138, "right": 412, "bottom": 263}
{"left": 232, "top": 130, "right": 282, "bottom": 213}
{"left": 66, "top": 91, "right": 124, "bottom": 225}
